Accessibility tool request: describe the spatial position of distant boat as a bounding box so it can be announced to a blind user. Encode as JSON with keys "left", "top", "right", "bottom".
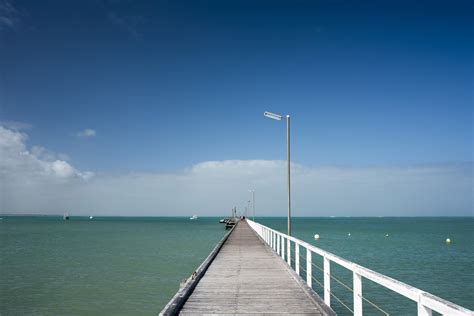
{"left": 225, "top": 218, "right": 237, "bottom": 229}
{"left": 190, "top": 215, "right": 198, "bottom": 220}
{"left": 89, "top": 216, "right": 94, "bottom": 220}
{"left": 63, "top": 213, "right": 70, "bottom": 220}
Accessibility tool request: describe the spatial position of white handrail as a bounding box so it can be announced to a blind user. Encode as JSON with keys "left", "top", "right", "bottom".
{"left": 247, "top": 219, "right": 473, "bottom": 316}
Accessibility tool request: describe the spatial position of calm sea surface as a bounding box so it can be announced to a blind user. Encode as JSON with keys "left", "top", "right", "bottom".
{"left": 1, "top": 216, "right": 473, "bottom": 315}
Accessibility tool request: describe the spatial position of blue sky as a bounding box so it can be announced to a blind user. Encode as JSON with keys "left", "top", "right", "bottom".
{"left": 0, "top": 0, "right": 472, "bottom": 216}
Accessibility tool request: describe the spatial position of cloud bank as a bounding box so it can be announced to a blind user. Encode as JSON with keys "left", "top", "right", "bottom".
{"left": 0, "top": 126, "right": 472, "bottom": 216}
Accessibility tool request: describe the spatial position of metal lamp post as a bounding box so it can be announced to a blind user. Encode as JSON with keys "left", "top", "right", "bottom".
{"left": 264, "top": 111, "right": 292, "bottom": 236}
{"left": 249, "top": 189, "right": 255, "bottom": 221}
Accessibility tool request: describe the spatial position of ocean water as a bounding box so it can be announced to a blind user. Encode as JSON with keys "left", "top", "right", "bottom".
{"left": 0, "top": 217, "right": 226, "bottom": 315}
{"left": 1, "top": 216, "right": 473, "bottom": 315}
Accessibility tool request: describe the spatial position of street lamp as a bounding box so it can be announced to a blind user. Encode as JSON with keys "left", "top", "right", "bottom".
{"left": 249, "top": 189, "right": 255, "bottom": 221}
{"left": 247, "top": 200, "right": 250, "bottom": 219}
{"left": 264, "top": 111, "right": 292, "bottom": 236}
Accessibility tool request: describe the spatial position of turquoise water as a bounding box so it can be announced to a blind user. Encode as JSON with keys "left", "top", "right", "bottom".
{"left": 1, "top": 216, "right": 473, "bottom": 315}
{"left": 0, "top": 217, "right": 226, "bottom": 315}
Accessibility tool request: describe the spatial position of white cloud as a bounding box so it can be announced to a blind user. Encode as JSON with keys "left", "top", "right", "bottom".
{"left": 106, "top": 11, "right": 144, "bottom": 38}
{"left": 0, "top": 125, "right": 472, "bottom": 216}
{"left": 0, "top": 0, "right": 19, "bottom": 30}
{"left": 77, "top": 129, "right": 96, "bottom": 137}
{"left": 0, "top": 120, "right": 32, "bottom": 130}
{"left": 0, "top": 126, "right": 94, "bottom": 183}
{"left": 48, "top": 160, "right": 76, "bottom": 178}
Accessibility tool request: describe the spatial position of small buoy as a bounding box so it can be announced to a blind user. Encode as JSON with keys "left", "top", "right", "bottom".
{"left": 314, "top": 234, "right": 320, "bottom": 240}
{"left": 348, "top": 233, "right": 351, "bottom": 237}
{"left": 385, "top": 234, "right": 389, "bottom": 237}
{"left": 446, "top": 238, "right": 451, "bottom": 243}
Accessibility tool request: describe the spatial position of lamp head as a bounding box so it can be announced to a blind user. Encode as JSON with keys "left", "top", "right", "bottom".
{"left": 264, "top": 111, "right": 283, "bottom": 121}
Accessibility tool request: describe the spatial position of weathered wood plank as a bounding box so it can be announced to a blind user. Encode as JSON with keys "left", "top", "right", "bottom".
{"left": 179, "top": 220, "right": 335, "bottom": 315}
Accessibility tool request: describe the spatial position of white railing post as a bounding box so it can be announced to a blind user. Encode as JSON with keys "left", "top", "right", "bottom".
{"left": 274, "top": 232, "right": 277, "bottom": 251}
{"left": 295, "top": 243, "right": 300, "bottom": 275}
{"left": 418, "top": 304, "right": 433, "bottom": 316}
{"left": 277, "top": 233, "right": 280, "bottom": 255}
{"left": 418, "top": 294, "right": 433, "bottom": 316}
{"left": 306, "top": 250, "right": 312, "bottom": 288}
{"left": 353, "top": 270, "right": 363, "bottom": 316}
{"left": 324, "top": 256, "right": 331, "bottom": 306}
{"left": 281, "top": 236, "right": 285, "bottom": 259}
{"left": 272, "top": 232, "right": 275, "bottom": 250}
{"left": 287, "top": 239, "right": 291, "bottom": 265}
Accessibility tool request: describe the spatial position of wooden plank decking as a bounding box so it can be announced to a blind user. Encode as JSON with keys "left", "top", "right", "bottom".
{"left": 179, "top": 220, "right": 334, "bottom": 315}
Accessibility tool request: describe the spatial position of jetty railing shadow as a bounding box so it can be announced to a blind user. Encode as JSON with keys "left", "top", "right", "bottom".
{"left": 247, "top": 219, "right": 472, "bottom": 316}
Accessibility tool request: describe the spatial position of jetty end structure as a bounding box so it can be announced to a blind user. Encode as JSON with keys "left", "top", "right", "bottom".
{"left": 161, "top": 219, "right": 473, "bottom": 315}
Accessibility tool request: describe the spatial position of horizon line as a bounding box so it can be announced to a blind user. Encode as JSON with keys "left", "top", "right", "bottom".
{"left": 1, "top": 214, "right": 473, "bottom": 218}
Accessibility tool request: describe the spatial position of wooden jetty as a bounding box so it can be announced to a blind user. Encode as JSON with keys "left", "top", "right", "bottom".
{"left": 162, "top": 220, "right": 334, "bottom": 315}
{"left": 162, "top": 219, "right": 472, "bottom": 315}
